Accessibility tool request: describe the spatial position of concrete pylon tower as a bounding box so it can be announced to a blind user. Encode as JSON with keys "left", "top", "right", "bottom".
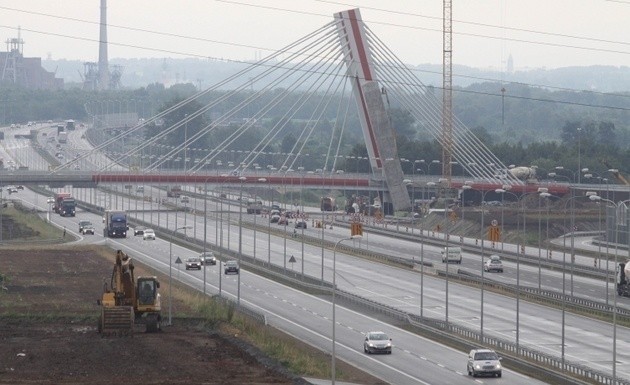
{"left": 98, "top": 0, "right": 110, "bottom": 90}
{"left": 334, "top": 9, "right": 411, "bottom": 213}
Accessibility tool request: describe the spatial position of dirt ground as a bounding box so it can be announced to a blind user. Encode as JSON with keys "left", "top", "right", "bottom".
{"left": 0, "top": 246, "right": 382, "bottom": 385}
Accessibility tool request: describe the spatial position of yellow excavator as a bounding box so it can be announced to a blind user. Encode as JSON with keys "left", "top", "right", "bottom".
{"left": 97, "top": 250, "right": 162, "bottom": 334}
{"left": 601, "top": 159, "right": 630, "bottom": 185}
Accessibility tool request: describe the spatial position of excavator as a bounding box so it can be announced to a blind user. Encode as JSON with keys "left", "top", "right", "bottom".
{"left": 601, "top": 159, "right": 630, "bottom": 185}
{"left": 97, "top": 250, "right": 162, "bottom": 334}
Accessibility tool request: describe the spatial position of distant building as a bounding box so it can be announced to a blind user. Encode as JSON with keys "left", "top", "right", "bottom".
{"left": 0, "top": 28, "right": 63, "bottom": 90}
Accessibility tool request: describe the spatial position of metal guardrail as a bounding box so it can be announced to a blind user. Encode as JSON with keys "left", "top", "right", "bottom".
{"left": 69, "top": 195, "right": 628, "bottom": 383}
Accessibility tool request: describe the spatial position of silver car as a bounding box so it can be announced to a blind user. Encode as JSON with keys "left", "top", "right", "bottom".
{"left": 484, "top": 255, "right": 504, "bottom": 272}
{"left": 363, "top": 331, "right": 392, "bottom": 354}
{"left": 467, "top": 349, "right": 502, "bottom": 377}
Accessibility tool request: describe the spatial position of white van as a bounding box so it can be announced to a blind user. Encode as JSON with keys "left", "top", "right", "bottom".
{"left": 441, "top": 247, "right": 462, "bottom": 264}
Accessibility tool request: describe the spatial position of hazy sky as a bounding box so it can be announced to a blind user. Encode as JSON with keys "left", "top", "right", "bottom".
{"left": 0, "top": 0, "right": 628, "bottom": 70}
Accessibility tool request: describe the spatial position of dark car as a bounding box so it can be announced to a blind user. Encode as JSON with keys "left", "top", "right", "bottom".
{"left": 295, "top": 220, "right": 307, "bottom": 229}
{"left": 78, "top": 220, "right": 92, "bottom": 233}
{"left": 199, "top": 251, "right": 216, "bottom": 266}
{"left": 185, "top": 257, "right": 202, "bottom": 270}
{"left": 134, "top": 227, "right": 146, "bottom": 236}
{"left": 224, "top": 260, "right": 239, "bottom": 275}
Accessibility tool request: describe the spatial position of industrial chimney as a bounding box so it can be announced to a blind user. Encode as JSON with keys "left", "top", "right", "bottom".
{"left": 98, "top": 0, "right": 110, "bottom": 89}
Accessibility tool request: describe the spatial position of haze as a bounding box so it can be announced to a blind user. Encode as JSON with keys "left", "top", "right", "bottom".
{"left": 0, "top": 0, "right": 627, "bottom": 70}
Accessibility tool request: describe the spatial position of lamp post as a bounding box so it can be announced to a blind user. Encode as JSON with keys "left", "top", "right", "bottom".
{"left": 589, "top": 194, "right": 619, "bottom": 383}
{"left": 169, "top": 225, "right": 192, "bottom": 325}
{"left": 332, "top": 235, "right": 362, "bottom": 385}
{"left": 256, "top": 178, "right": 267, "bottom": 262}
{"left": 238, "top": 176, "right": 247, "bottom": 305}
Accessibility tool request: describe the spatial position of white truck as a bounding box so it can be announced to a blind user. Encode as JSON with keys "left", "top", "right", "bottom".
{"left": 58, "top": 131, "right": 68, "bottom": 144}
{"left": 441, "top": 246, "right": 462, "bottom": 264}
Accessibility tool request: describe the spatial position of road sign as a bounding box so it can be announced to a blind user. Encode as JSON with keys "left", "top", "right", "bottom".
{"left": 351, "top": 222, "right": 363, "bottom": 236}
{"left": 488, "top": 225, "right": 500, "bottom": 242}
{"left": 288, "top": 255, "right": 296, "bottom": 263}
{"left": 175, "top": 257, "right": 182, "bottom": 264}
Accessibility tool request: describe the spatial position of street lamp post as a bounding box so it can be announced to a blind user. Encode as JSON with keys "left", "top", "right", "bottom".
{"left": 256, "top": 178, "right": 267, "bottom": 262}
{"left": 589, "top": 194, "right": 619, "bottom": 383}
{"left": 332, "top": 235, "right": 361, "bottom": 385}
{"left": 169, "top": 225, "right": 192, "bottom": 325}
{"left": 238, "top": 176, "right": 247, "bottom": 305}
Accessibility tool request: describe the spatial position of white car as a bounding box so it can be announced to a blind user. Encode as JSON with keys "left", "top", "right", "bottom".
{"left": 467, "top": 349, "right": 502, "bottom": 378}
{"left": 143, "top": 229, "right": 156, "bottom": 240}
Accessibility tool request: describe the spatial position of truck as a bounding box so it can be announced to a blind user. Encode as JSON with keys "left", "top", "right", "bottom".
{"left": 103, "top": 210, "right": 128, "bottom": 238}
{"left": 58, "top": 131, "right": 68, "bottom": 144}
{"left": 441, "top": 246, "right": 462, "bottom": 264}
{"left": 246, "top": 198, "right": 263, "bottom": 214}
{"left": 508, "top": 166, "right": 537, "bottom": 183}
{"left": 53, "top": 192, "right": 72, "bottom": 214}
{"left": 617, "top": 263, "right": 630, "bottom": 297}
{"left": 166, "top": 186, "right": 182, "bottom": 198}
{"left": 320, "top": 196, "right": 337, "bottom": 211}
{"left": 58, "top": 196, "right": 76, "bottom": 217}
{"left": 65, "top": 119, "right": 76, "bottom": 131}
{"left": 97, "top": 250, "right": 162, "bottom": 334}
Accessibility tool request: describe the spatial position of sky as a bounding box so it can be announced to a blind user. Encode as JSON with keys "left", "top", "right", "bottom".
{"left": 0, "top": 0, "right": 628, "bottom": 70}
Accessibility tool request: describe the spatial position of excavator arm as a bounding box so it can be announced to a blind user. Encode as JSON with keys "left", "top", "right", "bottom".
{"left": 601, "top": 159, "right": 630, "bottom": 186}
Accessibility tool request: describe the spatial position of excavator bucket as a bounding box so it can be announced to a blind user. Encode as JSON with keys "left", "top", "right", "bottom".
{"left": 99, "top": 306, "right": 134, "bottom": 335}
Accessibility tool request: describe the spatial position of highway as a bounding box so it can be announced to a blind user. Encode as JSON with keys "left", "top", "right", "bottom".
{"left": 1, "top": 123, "right": 626, "bottom": 383}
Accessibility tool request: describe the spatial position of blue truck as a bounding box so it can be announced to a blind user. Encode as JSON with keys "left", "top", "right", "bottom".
{"left": 103, "top": 210, "right": 128, "bottom": 238}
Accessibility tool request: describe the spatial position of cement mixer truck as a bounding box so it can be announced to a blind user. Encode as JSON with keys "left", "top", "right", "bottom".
{"left": 508, "top": 166, "right": 537, "bottom": 183}
{"left": 617, "top": 263, "right": 630, "bottom": 297}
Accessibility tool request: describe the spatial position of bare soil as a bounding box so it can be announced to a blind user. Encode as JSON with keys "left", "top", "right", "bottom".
{"left": 0, "top": 246, "right": 382, "bottom": 385}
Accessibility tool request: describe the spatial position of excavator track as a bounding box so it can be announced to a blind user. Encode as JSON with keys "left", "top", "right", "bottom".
{"left": 100, "top": 306, "right": 134, "bottom": 335}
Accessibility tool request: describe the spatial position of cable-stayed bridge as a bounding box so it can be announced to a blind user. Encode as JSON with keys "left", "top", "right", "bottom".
{"left": 53, "top": 9, "right": 577, "bottom": 208}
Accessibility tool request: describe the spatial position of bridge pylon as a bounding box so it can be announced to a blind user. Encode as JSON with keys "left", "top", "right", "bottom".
{"left": 334, "top": 9, "right": 411, "bottom": 213}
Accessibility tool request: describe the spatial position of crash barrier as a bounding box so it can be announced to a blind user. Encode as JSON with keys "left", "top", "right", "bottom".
{"left": 55, "top": 197, "right": 628, "bottom": 383}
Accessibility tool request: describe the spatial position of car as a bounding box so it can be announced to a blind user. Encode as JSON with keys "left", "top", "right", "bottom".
{"left": 270, "top": 214, "right": 280, "bottom": 223}
{"left": 78, "top": 220, "right": 92, "bottom": 233}
{"left": 180, "top": 195, "right": 190, "bottom": 204}
{"left": 363, "top": 331, "right": 392, "bottom": 354}
{"left": 224, "top": 260, "right": 239, "bottom": 274}
{"left": 467, "top": 348, "right": 502, "bottom": 378}
{"left": 134, "top": 227, "right": 146, "bottom": 236}
{"left": 136, "top": 186, "right": 144, "bottom": 193}
{"left": 185, "top": 257, "right": 202, "bottom": 270}
{"left": 16, "top": 185, "right": 24, "bottom": 190}
{"left": 199, "top": 251, "right": 216, "bottom": 266}
{"left": 7, "top": 186, "right": 18, "bottom": 194}
{"left": 81, "top": 225, "right": 95, "bottom": 235}
{"left": 143, "top": 229, "right": 156, "bottom": 240}
{"left": 295, "top": 219, "right": 307, "bottom": 229}
{"left": 46, "top": 197, "right": 55, "bottom": 204}
{"left": 484, "top": 254, "right": 504, "bottom": 272}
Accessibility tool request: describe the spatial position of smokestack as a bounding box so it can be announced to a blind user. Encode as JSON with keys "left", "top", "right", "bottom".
{"left": 98, "top": 0, "right": 110, "bottom": 90}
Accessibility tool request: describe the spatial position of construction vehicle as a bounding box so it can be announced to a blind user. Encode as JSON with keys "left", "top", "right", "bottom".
{"left": 97, "top": 250, "right": 162, "bottom": 334}
{"left": 617, "top": 262, "right": 630, "bottom": 297}
{"left": 103, "top": 210, "right": 128, "bottom": 238}
{"left": 602, "top": 159, "right": 630, "bottom": 185}
{"left": 508, "top": 166, "right": 537, "bottom": 183}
